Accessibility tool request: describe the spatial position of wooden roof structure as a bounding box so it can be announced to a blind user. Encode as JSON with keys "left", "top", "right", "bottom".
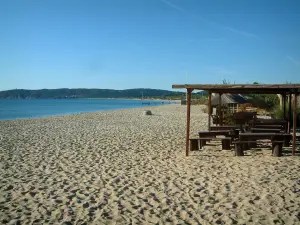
{"left": 172, "top": 83, "right": 300, "bottom": 156}
{"left": 172, "top": 84, "right": 300, "bottom": 94}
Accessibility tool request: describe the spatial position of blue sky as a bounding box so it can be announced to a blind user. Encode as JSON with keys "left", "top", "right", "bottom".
{"left": 0, "top": 0, "right": 299, "bottom": 91}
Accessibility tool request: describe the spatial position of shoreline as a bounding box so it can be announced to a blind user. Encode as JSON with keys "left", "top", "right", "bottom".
{"left": 0, "top": 99, "right": 179, "bottom": 121}
{"left": 0, "top": 105, "right": 159, "bottom": 122}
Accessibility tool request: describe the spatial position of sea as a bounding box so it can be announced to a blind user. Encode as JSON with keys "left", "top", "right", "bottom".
{"left": 0, "top": 99, "right": 177, "bottom": 121}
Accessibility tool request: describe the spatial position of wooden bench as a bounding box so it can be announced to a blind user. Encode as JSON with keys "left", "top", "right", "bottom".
{"left": 233, "top": 140, "right": 284, "bottom": 157}
{"left": 245, "top": 133, "right": 291, "bottom": 147}
{"left": 253, "top": 119, "right": 288, "bottom": 132}
{"left": 198, "top": 131, "right": 228, "bottom": 144}
{"left": 190, "top": 137, "right": 232, "bottom": 151}
{"left": 239, "top": 133, "right": 291, "bottom": 145}
{"left": 233, "top": 141, "right": 256, "bottom": 156}
{"left": 189, "top": 138, "right": 213, "bottom": 151}
{"left": 199, "top": 130, "right": 237, "bottom": 150}
{"left": 234, "top": 132, "right": 291, "bottom": 157}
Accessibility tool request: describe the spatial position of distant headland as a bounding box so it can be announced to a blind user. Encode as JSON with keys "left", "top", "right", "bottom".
{"left": 0, "top": 88, "right": 207, "bottom": 100}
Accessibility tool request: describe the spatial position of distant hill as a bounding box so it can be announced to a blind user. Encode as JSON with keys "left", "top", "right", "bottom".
{"left": 0, "top": 88, "right": 191, "bottom": 99}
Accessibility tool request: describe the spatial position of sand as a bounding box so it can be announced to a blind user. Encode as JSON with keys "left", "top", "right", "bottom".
{"left": 1, "top": 104, "right": 300, "bottom": 224}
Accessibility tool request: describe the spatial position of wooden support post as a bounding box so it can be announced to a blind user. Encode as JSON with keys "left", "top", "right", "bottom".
{"left": 208, "top": 92, "right": 212, "bottom": 130}
{"left": 273, "top": 144, "right": 283, "bottom": 157}
{"left": 234, "top": 143, "right": 244, "bottom": 156}
{"left": 288, "top": 94, "right": 292, "bottom": 133}
{"left": 219, "top": 93, "right": 223, "bottom": 126}
{"left": 292, "top": 92, "right": 297, "bottom": 156}
{"left": 186, "top": 88, "right": 192, "bottom": 156}
{"left": 222, "top": 139, "right": 231, "bottom": 150}
{"left": 283, "top": 94, "right": 286, "bottom": 120}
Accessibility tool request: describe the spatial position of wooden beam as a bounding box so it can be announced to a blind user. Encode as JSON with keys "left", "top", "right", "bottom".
{"left": 186, "top": 88, "right": 192, "bottom": 157}
{"left": 172, "top": 84, "right": 300, "bottom": 90}
{"left": 292, "top": 93, "right": 297, "bottom": 156}
{"left": 172, "top": 84, "right": 300, "bottom": 94}
{"left": 208, "top": 92, "right": 212, "bottom": 130}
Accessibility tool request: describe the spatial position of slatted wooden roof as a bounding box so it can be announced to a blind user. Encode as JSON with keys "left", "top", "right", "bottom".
{"left": 210, "top": 93, "right": 248, "bottom": 106}
{"left": 172, "top": 84, "right": 300, "bottom": 94}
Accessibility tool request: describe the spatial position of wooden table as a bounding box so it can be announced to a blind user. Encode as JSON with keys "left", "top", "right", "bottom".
{"left": 250, "top": 128, "right": 282, "bottom": 133}
{"left": 254, "top": 124, "right": 283, "bottom": 129}
{"left": 210, "top": 125, "right": 243, "bottom": 131}
{"left": 239, "top": 132, "right": 290, "bottom": 140}
{"left": 235, "top": 132, "right": 292, "bottom": 156}
{"left": 199, "top": 130, "right": 232, "bottom": 137}
{"left": 255, "top": 118, "right": 286, "bottom": 122}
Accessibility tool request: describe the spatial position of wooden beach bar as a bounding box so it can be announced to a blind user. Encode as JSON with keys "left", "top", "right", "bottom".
{"left": 172, "top": 84, "right": 300, "bottom": 156}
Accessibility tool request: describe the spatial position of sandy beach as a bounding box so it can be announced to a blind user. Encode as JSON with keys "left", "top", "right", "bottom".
{"left": 1, "top": 104, "right": 300, "bottom": 224}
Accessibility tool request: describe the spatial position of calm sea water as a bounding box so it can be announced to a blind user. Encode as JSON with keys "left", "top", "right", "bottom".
{"left": 0, "top": 99, "right": 176, "bottom": 120}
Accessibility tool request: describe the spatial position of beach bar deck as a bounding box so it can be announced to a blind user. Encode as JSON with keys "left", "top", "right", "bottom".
{"left": 172, "top": 84, "right": 300, "bottom": 156}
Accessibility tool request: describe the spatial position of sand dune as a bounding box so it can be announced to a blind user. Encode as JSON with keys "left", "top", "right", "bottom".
{"left": 1, "top": 105, "right": 300, "bottom": 224}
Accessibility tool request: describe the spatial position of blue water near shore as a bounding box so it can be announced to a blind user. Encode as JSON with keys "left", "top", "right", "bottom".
{"left": 0, "top": 99, "right": 176, "bottom": 120}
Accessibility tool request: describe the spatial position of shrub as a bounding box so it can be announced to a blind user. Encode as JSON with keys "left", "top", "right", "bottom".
{"left": 273, "top": 104, "right": 300, "bottom": 124}
{"left": 194, "top": 97, "right": 208, "bottom": 105}
{"left": 249, "top": 94, "right": 279, "bottom": 109}
{"left": 257, "top": 108, "right": 268, "bottom": 115}
{"left": 223, "top": 111, "right": 234, "bottom": 125}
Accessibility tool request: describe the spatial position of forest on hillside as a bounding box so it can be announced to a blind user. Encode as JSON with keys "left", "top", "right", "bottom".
{"left": 0, "top": 88, "right": 206, "bottom": 100}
